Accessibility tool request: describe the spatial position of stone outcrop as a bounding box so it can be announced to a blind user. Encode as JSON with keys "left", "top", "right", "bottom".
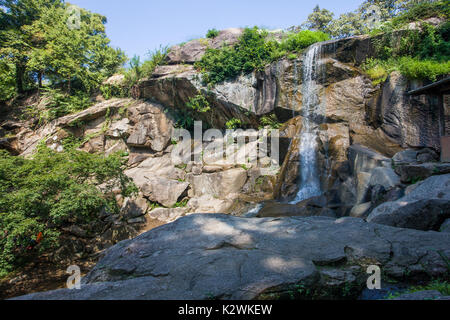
{"left": 126, "top": 101, "right": 174, "bottom": 152}
{"left": 345, "top": 144, "right": 392, "bottom": 205}
{"left": 395, "top": 163, "right": 450, "bottom": 183}
{"left": 186, "top": 168, "right": 247, "bottom": 198}
{"left": 166, "top": 28, "right": 243, "bottom": 64}
{"left": 367, "top": 174, "right": 450, "bottom": 231}
{"left": 367, "top": 72, "right": 442, "bottom": 152}
{"left": 14, "top": 214, "right": 450, "bottom": 300}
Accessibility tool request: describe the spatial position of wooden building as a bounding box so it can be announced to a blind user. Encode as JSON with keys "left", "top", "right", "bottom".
{"left": 408, "top": 77, "right": 450, "bottom": 162}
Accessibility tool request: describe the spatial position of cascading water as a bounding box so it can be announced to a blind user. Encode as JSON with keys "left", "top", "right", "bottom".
{"left": 291, "top": 43, "right": 325, "bottom": 203}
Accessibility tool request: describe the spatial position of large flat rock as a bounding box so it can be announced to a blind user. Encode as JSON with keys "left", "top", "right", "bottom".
{"left": 13, "top": 214, "right": 450, "bottom": 300}
{"left": 368, "top": 174, "right": 450, "bottom": 231}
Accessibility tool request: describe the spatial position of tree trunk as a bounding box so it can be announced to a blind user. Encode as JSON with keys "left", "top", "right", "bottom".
{"left": 38, "top": 71, "right": 43, "bottom": 88}
{"left": 15, "top": 63, "right": 24, "bottom": 94}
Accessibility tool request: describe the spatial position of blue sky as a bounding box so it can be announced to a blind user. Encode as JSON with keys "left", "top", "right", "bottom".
{"left": 69, "top": 0, "right": 363, "bottom": 61}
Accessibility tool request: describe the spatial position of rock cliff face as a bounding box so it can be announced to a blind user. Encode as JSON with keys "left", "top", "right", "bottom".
{"left": 131, "top": 33, "right": 442, "bottom": 208}
{"left": 2, "top": 28, "right": 449, "bottom": 300}
{"left": 1, "top": 31, "right": 444, "bottom": 222}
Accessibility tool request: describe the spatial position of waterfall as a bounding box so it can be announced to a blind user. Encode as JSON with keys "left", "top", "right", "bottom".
{"left": 291, "top": 43, "right": 324, "bottom": 203}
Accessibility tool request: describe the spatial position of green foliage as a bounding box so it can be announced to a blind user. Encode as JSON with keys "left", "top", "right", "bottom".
{"left": 388, "top": 0, "right": 450, "bottom": 27}
{"left": 121, "top": 45, "right": 169, "bottom": 92}
{"left": 365, "top": 20, "right": 450, "bottom": 83}
{"left": 196, "top": 27, "right": 277, "bottom": 85}
{"left": 195, "top": 46, "right": 239, "bottom": 85}
{"left": 225, "top": 118, "right": 242, "bottom": 129}
{"left": 398, "top": 57, "right": 450, "bottom": 81}
{"left": 363, "top": 56, "right": 450, "bottom": 84}
{"left": 363, "top": 64, "right": 389, "bottom": 85}
{"left": 141, "top": 46, "right": 169, "bottom": 77}
{"left": 279, "top": 30, "right": 330, "bottom": 52}
{"left": 173, "top": 109, "right": 195, "bottom": 130}
{"left": 0, "top": 61, "right": 16, "bottom": 101}
{"left": 172, "top": 199, "right": 188, "bottom": 208}
{"left": 196, "top": 27, "right": 329, "bottom": 86}
{"left": 294, "top": 1, "right": 447, "bottom": 39}
{"left": 206, "top": 28, "right": 219, "bottom": 39}
{"left": 148, "top": 201, "right": 162, "bottom": 211}
{"left": 186, "top": 93, "right": 211, "bottom": 113}
{"left": 374, "top": 21, "right": 450, "bottom": 61}
{"left": 41, "top": 88, "right": 92, "bottom": 122}
{"left": 0, "top": 0, "right": 126, "bottom": 94}
{"left": 0, "top": 147, "right": 136, "bottom": 275}
{"left": 386, "top": 280, "right": 450, "bottom": 299}
{"left": 259, "top": 114, "right": 282, "bottom": 129}
{"left": 100, "top": 82, "right": 126, "bottom": 100}
{"left": 300, "top": 5, "right": 335, "bottom": 33}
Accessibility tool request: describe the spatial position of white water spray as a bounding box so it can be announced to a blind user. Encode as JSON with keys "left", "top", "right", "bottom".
{"left": 291, "top": 44, "right": 324, "bottom": 203}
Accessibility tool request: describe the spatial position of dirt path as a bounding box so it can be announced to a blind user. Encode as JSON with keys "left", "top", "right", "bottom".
{"left": 0, "top": 257, "right": 96, "bottom": 300}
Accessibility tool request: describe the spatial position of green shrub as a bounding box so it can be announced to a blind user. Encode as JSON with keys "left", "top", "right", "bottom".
{"left": 367, "top": 20, "right": 450, "bottom": 83}
{"left": 0, "top": 62, "right": 16, "bottom": 101}
{"left": 0, "top": 147, "right": 136, "bottom": 275}
{"left": 362, "top": 58, "right": 392, "bottom": 85}
{"left": 122, "top": 45, "right": 169, "bottom": 91}
{"left": 100, "top": 83, "right": 126, "bottom": 100}
{"left": 366, "top": 65, "right": 389, "bottom": 85}
{"left": 206, "top": 29, "right": 220, "bottom": 39}
{"left": 373, "top": 20, "right": 449, "bottom": 61}
{"left": 186, "top": 93, "right": 211, "bottom": 113}
{"left": 225, "top": 118, "right": 242, "bottom": 129}
{"left": 141, "top": 45, "right": 169, "bottom": 77}
{"left": 196, "top": 27, "right": 277, "bottom": 85}
{"left": 41, "top": 88, "right": 93, "bottom": 122}
{"left": 259, "top": 114, "right": 282, "bottom": 129}
{"left": 363, "top": 56, "right": 450, "bottom": 83}
{"left": 279, "top": 30, "right": 330, "bottom": 52}
{"left": 232, "top": 27, "right": 278, "bottom": 73}
{"left": 398, "top": 56, "right": 450, "bottom": 81}
{"left": 173, "top": 109, "right": 195, "bottom": 130}
{"left": 196, "top": 27, "right": 329, "bottom": 86}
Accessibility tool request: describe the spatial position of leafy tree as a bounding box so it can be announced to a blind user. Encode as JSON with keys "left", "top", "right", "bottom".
{"left": 0, "top": 146, "right": 137, "bottom": 275}
{"left": 0, "top": 0, "right": 125, "bottom": 96}
{"left": 328, "top": 11, "right": 366, "bottom": 38}
{"left": 129, "top": 55, "right": 142, "bottom": 80}
{"left": 300, "top": 0, "right": 440, "bottom": 39}
{"left": 0, "top": 60, "right": 16, "bottom": 100}
{"left": 300, "top": 5, "right": 334, "bottom": 33}
{"left": 25, "top": 2, "right": 125, "bottom": 92}
{"left": 0, "top": 0, "right": 53, "bottom": 93}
